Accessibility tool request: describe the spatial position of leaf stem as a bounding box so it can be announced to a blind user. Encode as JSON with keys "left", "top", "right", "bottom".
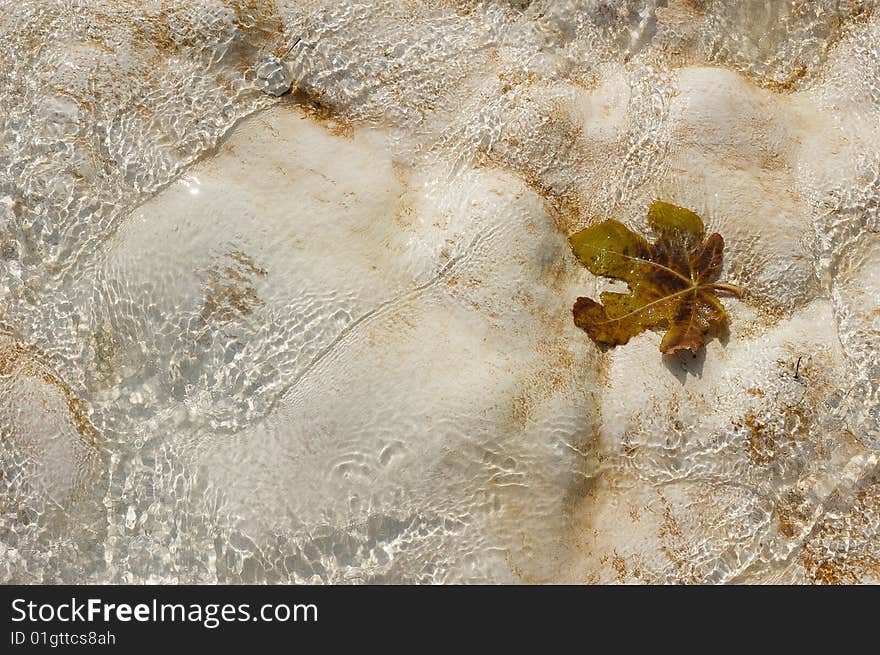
{"left": 708, "top": 282, "right": 744, "bottom": 297}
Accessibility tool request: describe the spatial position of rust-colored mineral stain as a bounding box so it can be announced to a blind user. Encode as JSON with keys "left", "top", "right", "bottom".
{"left": 200, "top": 251, "right": 268, "bottom": 325}
{"left": 611, "top": 552, "right": 628, "bottom": 582}
{"left": 738, "top": 409, "right": 777, "bottom": 466}
{"left": 801, "top": 479, "right": 880, "bottom": 585}
{"left": 753, "top": 62, "right": 809, "bottom": 94}
{"left": 656, "top": 494, "right": 701, "bottom": 584}
{"left": 775, "top": 490, "right": 810, "bottom": 539}
{"left": 681, "top": 0, "right": 708, "bottom": 15}
{"left": 285, "top": 90, "right": 355, "bottom": 139}
{"left": 505, "top": 304, "right": 586, "bottom": 433}
{"left": 1, "top": 340, "right": 98, "bottom": 446}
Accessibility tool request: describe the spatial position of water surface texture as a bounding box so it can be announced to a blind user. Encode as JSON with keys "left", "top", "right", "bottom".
{"left": 1, "top": 1, "right": 878, "bottom": 583}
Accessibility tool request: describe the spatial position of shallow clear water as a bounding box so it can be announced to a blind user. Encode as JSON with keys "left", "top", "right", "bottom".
{"left": 1, "top": 1, "right": 878, "bottom": 584}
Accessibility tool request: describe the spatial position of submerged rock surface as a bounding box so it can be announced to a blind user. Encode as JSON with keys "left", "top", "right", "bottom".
{"left": 0, "top": 1, "right": 878, "bottom": 583}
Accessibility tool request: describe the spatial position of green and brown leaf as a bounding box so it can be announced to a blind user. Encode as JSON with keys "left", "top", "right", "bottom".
{"left": 569, "top": 201, "right": 742, "bottom": 354}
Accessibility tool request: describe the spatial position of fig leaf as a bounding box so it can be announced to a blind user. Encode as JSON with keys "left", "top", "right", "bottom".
{"left": 569, "top": 201, "right": 742, "bottom": 354}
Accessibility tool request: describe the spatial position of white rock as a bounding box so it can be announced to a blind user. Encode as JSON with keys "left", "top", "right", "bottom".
{"left": 1, "top": 0, "right": 877, "bottom": 585}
